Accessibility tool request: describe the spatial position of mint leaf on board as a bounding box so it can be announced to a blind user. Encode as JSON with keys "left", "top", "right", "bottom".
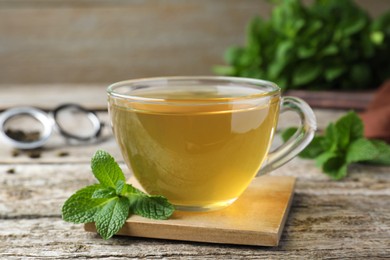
{"left": 92, "top": 187, "right": 117, "bottom": 199}
{"left": 121, "top": 183, "right": 175, "bottom": 220}
{"left": 62, "top": 184, "right": 110, "bottom": 224}
{"left": 115, "top": 180, "right": 126, "bottom": 195}
{"left": 91, "top": 150, "right": 125, "bottom": 188}
{"left": 95, "top": 196, "right": 130, "bottom": 240}
{"left": 281, "top": 111, "right": 390, "bottom": 180}
{"left": 129, "top": 194, "right": 175, "bottom": 220}
{"left": 62, "top": 150, "right": 175, "bottom": 240}
{"left": 121, "top": 182, "right": 146, "bottom": 196}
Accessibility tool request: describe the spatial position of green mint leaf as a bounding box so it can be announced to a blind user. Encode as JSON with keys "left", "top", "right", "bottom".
{"left": 122, "top": 183, "right": 174, "bottom": 220}
{"left": 314, "top": 148, "right": 349, "bottom": 180}
{"left": 322, "top": 156, "right": 348, "bottom": 180}
{"left": 95, "top": 197, "right": 130, "bottom": 240}
{"left": 281, "top": 111, "right": 390, "bottom": 180}
{"left": 62, "top": 184, "right": 110, "bottom": 224}
{"left": 91, "top": 150, "right": 125, "bottom": 188}
{"left": 63, "top": 150, "right": 175, "bottom": 240}
{"left": 334, "top": 111, "right": 364, "bottom": 150}
{"left": 281, "top": 127, "right": 325, "bottom": 159}
{"left": 130, "top": 195, "right": 175, "bottom": 220}
{"left": 322, "top": 123, "right": 339, "bottom": 152}
{"left": 122, "top": 183, "right": 146, "bottom": 196}
{"left": 281, "top": 127, "right": 297, "bottom": 142}
{"left": 92, "top": 187, "right": 116, "bottom": 199}
{"left": 317, "top": 152, "right": 347, "bottom": 180}
{"left": 115, "top": 180, "right": 126, "bottom": 195}
{"left": 346, "top": 138, "right": 379, "bottom": 163}
{"left": 300, "top": 135, "right": 326, "bottom": 159}
{"left": 315, "top": 151, "right": 338, "bottom": 168}
{"left": 366, "top": 140, "right": 390, "bottom": 165}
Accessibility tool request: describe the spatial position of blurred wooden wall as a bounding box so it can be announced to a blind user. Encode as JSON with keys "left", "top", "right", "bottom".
{"left": 0, "top": 0, "right": 389, "bottom": 84}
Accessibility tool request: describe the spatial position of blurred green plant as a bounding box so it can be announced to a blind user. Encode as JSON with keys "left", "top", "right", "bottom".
{"left": 214, "top": 0, "right": 390, "bottom": 91}
{"left": 282, "top": 111, "right": 390, "bottom": 180}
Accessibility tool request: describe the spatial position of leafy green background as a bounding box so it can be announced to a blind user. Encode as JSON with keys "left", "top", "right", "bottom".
{"left": 214, "top": 0, "right": 390, "bottom": 91}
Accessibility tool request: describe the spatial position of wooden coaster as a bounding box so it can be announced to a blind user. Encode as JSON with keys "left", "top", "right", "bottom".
{"left": 85, "top": 175, "right": 296, "bottom": 246}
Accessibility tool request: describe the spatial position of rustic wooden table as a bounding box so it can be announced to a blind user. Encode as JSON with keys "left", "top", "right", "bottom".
{"left": 0, "top": 85, "right": 389, "bottom": 259}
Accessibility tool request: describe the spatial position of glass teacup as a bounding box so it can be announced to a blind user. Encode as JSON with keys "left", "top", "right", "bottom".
{"left": 107, "top": 76, "right": 316, "bottom": 211}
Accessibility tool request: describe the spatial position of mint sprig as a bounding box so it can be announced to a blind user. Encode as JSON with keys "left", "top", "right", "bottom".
{"left": 282, "top": 111, "right": 390, "bottom": 180}
{"left": 62, "top": 150, "right": 175, "bottom": 239}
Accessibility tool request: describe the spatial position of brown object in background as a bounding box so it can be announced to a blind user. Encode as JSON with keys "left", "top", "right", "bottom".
{"left": 360, "top": 80, "right": 390, "bottom": 143}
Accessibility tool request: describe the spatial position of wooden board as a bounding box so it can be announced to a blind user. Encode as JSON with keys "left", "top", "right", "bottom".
{"left": 85, "top": 175, "right": 296, "bottom": 246}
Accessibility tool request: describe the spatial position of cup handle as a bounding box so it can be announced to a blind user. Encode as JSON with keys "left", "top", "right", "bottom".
{"left": 257, "top": 96, "right": 317, "bottom": 176}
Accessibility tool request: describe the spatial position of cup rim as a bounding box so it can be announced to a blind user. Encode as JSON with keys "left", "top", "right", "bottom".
{"left": 107, "top": 76, "right": 280, "bottom": 104}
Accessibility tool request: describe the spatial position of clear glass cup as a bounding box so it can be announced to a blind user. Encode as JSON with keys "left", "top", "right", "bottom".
{"left": 107, "top": 76, "right": 316, "bottom": 211}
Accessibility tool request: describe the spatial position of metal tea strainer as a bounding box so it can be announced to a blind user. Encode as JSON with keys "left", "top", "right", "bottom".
{"left": 0, "top": 103, "right": 104, "bottom": 150}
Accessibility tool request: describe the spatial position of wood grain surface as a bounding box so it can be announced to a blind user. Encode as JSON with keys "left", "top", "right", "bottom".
{"left": 0, "top": 0, "right": 269, "bottom": 84}
{"left": 0, "top": 0, "right": 389, "bottom": 84}
{"left": 0, "top": 84, "right": 389, "bottom": 258}
{"left": 1, "top": 159, "right": 389, "bottom": 258}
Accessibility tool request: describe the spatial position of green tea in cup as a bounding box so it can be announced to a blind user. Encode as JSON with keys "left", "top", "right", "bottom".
{"left": 108, "top": 77, "right": 316, "bottom": 211}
